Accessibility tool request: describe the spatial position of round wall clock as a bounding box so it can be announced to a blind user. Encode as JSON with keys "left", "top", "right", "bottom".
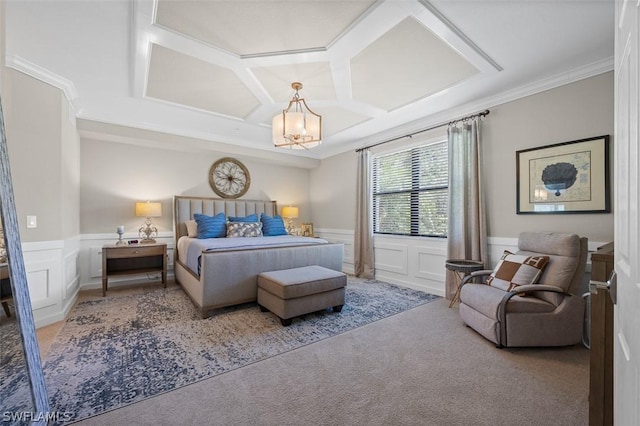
{"left": 208, "top": 157, "right": 251, "bottom": 199}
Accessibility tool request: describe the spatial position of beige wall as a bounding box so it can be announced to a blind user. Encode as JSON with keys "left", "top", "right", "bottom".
{"left": 311, "top": 72, "right": 615, "bottom": 243}
{"left": 482, "top": 72, "right": 614, "bottom": 241}
{"left": 80, "top": 139, "right": 312, "bottom": 235}
{"left": 309, "top": 149, "right": 358, "bottom": 229}
{"left": 3, "top": 69, "right": 80, "bottom": 242}
{"left": 60, "top": 96, "right": 81, "bottom": 239}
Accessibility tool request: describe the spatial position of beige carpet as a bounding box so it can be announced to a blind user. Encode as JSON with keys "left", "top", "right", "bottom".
{"left": 75, "top": 297, "right": 588, "bottom": 426}
{"left": 43, "top": 278, "right": 437, "bottom": 420}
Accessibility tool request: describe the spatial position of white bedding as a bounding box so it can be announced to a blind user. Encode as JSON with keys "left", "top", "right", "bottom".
{"left": 178, "top": 235, "right": 329, "bottom": 275}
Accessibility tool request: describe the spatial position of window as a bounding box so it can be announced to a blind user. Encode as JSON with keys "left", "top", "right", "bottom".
{"left": 372, "top": 141, "right": 448, "bottom": 237}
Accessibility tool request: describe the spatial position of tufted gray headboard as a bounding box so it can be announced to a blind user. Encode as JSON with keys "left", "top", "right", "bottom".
{"left": 173, "top": 196, "right": 277, "bottom": 242}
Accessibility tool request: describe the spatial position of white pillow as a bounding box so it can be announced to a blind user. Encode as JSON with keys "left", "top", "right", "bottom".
{"left": 185, "top": 220, "right": 198, "bottom": 238}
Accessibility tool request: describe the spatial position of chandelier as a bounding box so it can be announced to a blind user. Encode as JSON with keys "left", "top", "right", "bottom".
{"left": 272, "top": 82, "right": 322, "bottom": 149}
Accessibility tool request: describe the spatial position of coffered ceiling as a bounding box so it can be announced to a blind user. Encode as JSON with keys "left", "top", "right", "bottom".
{"left": 4, "top": 0, "right": 614, "bottom": 161}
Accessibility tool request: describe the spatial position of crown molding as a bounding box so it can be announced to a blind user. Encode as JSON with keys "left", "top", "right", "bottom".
{"left": 5, "top": 55, "right": 79, "bottom": 107}
{"left": 483, "top": 56, "right": 614, "bottom": 111}
{"left": 76, "top": 120, "right": 321, "bottom": 169}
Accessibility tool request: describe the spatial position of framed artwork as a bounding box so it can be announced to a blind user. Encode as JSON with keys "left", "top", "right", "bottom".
{"left": 516, "top": 135, "right": 610, "bottom": 214}
{"left": 301, "top": 223, "right": 314, "bottom": 237}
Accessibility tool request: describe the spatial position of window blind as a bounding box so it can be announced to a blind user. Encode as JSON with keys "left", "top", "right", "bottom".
{"left": 372, "top": 141, "right": 448, "bottom": 237}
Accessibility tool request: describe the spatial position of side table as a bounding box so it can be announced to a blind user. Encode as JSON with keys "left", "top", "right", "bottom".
{"left": 445, "top": 259, "right": 484, "bottom": 308}
{"left": 102, "top": 243, "right": 167, "bottom": 296}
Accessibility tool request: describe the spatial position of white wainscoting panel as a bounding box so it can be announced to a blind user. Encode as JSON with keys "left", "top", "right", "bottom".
{"left": 374, "top": 235, "right": 447, "bottom": 296}
{"left": 166, "top": 248, "right": 175, "bottom": 270}
{"left": 21, "top": 240, "right": 66, "bottom": 327}
{"left": 315, "top": 228, "right": 354, "bottom": 274}
{"left": 374, "top": 242, "right": 409, "bottom": 274}
{"left": 62, "top": 238, "right": 81, "bottom": 315}
{"left": 63, "top": 251, "right": 78, "bottom": 298}
{"left": 89, "top": 246, "right": 102, "bottom": 278}
{"left": 414, "top": 245, "right": 447, "bottom": 282}
{"left": 26, "top": 261, "right": 56, "bottom": 310}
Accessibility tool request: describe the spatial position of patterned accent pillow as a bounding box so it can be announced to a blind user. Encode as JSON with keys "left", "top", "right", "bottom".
{"left": 194, "top": 212, "right": 227, "bottom": 239}
{"left": 260, "top": 213, "right": 288, "bottom": 236}
{"left": 228, "top": 213, "right": 259, "bottom": 223}
{"left": 226, "top": 222, "right": 263, "bottom": 238}
{"left": 486, "top": 251, "right": 550, "bottom": 292}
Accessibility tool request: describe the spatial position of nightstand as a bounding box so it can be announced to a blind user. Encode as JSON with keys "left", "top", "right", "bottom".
{"left": 102, "top": 243, "right": 167, "bottom": 296}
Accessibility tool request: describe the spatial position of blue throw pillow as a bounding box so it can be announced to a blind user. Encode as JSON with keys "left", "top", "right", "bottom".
{"left": 260, "top": 213, "right": 288, "bottom": 236}
{"left": 194, "top": 212, "right": 227, "bottom": 238}
{"left": 228, "top": 213, "right": 259, "bottom": 223}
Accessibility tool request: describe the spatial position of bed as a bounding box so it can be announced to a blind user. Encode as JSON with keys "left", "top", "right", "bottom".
{"left": 173, "top": 196, "right": 344, "bottom": 317}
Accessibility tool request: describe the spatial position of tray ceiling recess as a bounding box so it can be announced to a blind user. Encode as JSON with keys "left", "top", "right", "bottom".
{"left": 7, "top": 0, "right": 612, "bottom": 160}
{"left": 141, "top": 0, "right": 500, "bottom": 152}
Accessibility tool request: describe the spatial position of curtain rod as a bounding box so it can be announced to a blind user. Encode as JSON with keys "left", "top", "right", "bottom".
{"left": 355, "top": 109, "right": 490, "bottom": 153}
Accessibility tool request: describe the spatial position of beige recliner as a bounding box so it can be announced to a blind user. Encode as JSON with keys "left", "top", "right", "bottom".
{"left": 459, "top": 232, "right": 587, "bottom": 348}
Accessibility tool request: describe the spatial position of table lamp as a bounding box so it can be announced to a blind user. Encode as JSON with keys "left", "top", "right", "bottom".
{"left": 135, "top": 201, "right": 162, "bottom": 243}
{"left": 281, "top": 206, "right": 299, "bottom": 235}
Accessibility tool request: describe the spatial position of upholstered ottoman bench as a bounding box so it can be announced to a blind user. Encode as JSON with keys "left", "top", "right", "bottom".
{"left": 257, "top": 265, "right": 347, "bottom": 326}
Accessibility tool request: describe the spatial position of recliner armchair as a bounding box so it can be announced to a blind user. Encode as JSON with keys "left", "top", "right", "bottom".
{"left": 459, "top": 231, "right": 587, "bottom": 348}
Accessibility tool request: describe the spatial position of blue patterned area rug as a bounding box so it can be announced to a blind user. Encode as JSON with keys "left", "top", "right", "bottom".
{"left": 0, "top": 318, "right": 34, "bottom": 416}
{"left": 43, "top": 278, "right": 438, "bottom": 423}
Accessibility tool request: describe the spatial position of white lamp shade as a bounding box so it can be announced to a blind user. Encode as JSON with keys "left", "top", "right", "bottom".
{"left": 285, "top": 111, "right": 305, "bottom": 138}
{"left": 272, "top": 89, "right": 322, "bottom": 149}
{"left": 274, "top": 111, "right": 322, "bottom": 149}
{"left": 289, "top": 112, "right": 321, "bottom": 149}
{"left": 272, "top": 113, "right": 285, "bottom": 145}
{"left": 135, "top": 202, "right": 162, "bottom": 218}
{"left": 282, "top": 206, "right": 299, "bottom": 218}
{"left": 303, "top": 113, "right": 321, "bottom": 140}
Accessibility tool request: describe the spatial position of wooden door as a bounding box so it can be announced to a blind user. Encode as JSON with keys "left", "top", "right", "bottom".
{"left": 614, "top": 1, "right": 640, "bottom": 424}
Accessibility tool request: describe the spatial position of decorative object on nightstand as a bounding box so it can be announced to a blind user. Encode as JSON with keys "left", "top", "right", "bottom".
{"left": 272, "top": 82, "right": 322, "bottom": 150}
{"left": 209, "top": 157, "right": 251, "bottom": 199}
{"left": 135, "top": 201, "right": 162, "bottom": 243}
{"left": 282, "top": 206, "right": 299, "bottom": 235}
{"left": 116, "top": 225, "right": 126, "bottom": 246}
{"left": 301, "top": 223, "right": 314, "bottom": 237}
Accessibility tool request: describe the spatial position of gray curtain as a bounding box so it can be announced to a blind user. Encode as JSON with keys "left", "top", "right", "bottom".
{"left": 354, "top": 149, "right": 375, "bottom": 278}
{"left": 446, "top": 119, "right": 487, "bottom": 300}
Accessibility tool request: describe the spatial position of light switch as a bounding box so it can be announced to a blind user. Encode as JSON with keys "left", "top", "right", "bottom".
{"left": 27, "top": 215, "right": 37, "bottom": 228}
